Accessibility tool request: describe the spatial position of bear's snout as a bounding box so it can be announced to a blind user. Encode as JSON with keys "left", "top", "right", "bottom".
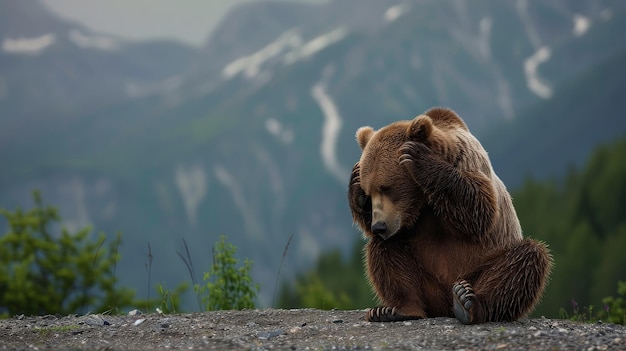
{"left": 372, "top": 221, "right": 387, "bottom": 237}
{"left": 371, "top": 194, "right": 401, "bottom": 239}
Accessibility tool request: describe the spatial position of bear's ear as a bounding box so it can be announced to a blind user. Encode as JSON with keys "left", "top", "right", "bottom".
{"left": 406, "top": 115, "right": 433, "bottom": 142}
{"left": 356, "top": 126, "right": 375, "bottom": 150}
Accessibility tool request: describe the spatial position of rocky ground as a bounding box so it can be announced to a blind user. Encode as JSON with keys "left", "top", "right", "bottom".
{"left": 1, "top": 309, "right": 625, "bottom": 350}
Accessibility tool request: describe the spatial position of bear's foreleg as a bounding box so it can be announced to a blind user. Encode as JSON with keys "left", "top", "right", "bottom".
{"left": 399, "top": 141, "right": 498, "bottom": 240}
{"left": 348, "top": 162, "right": 372, "bottom": 234}
{"left": 452, "top": 238, "right": 553, "bottom": 324}
{"left": 365, "top": 237, "right": 428, "bottom": 322}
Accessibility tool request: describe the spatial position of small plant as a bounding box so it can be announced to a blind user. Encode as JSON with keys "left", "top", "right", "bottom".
{"left": 597, "top": 281, "right": 626, "bottom": 324}
{"left": 558, "top": 299, "right": 595, "bottom": 322}
{"left": 156, "top": 283, "right": 188, "bottom": 314}
{"left": 195, "top": 235, "right": 259, "bottom": 311}
{"left": 272, "top": 234, "right": 293, "bottom": 307}
{"left": 559, "top": 283, "right": 626, "bottom": 325}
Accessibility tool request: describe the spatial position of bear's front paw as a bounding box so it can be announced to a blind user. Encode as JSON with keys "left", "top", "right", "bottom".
{"left": 366, "top": 306, "right": 415, "bottom": 322}
{"left": 399, "top": 141, "right": 431, "bottom": 167}
{"left": 453, "top": 280, "right": 477, "bottom": 325}
{"left": 348, "top": 162, "right": 372, "bottom": 228}
{"left": 399, "top": 141, "right": 434, "bottom": 184}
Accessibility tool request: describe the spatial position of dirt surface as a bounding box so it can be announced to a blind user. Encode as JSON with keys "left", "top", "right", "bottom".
{"left": 1, "top": 309, "right": 625, "bottom": 350}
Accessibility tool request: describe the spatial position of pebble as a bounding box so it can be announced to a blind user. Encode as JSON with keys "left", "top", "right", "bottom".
{"left": 128, "top": 309, "right": 142, "bottom": 316}
{"left": 290, "top": 326, "right": 302, "bottom": 334}
{"left": 257, "top": 329, "right": 285, "bottom": 340}
{"left": 83, "top": 315, "right": 110, "bottom": 327}
{"left": 158, "top": 318, "right": 175, "bottom": 329}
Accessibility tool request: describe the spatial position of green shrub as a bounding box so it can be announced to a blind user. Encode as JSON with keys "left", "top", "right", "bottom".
{"left": 598, "top": 281, "right": 626, "bottom": 324}
{"left": 558, "top": 281, "right": 626, "bottom": 325}
{"left": 0, "top": 191, "right": 136, "bottom": 316}
{"left": 195, "top": 235, "right": 259, "bottom": 310}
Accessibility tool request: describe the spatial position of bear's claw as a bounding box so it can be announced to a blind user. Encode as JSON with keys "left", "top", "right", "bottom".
{"left": 453, "top": 280, "right": 477, "bottom": 325}
{"left": 366, "top": 307, "right": 416, "bottom": 322}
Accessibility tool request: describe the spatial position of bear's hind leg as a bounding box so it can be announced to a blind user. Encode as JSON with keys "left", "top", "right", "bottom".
{"left": 453, "top": 238, "right": 552, "bottom": 324}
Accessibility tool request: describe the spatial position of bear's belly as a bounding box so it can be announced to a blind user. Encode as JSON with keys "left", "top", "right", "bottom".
{"left": 415, "top": 236, "right": 483, "bottom": 284}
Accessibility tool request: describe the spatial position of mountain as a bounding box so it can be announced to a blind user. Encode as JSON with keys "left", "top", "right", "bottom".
{"left": 485, "top": 48, "right": 626, "bottom": 186}
{"left": 0, "top": 0, "right": 200, "bottom": 154}
{"left": 1, "top": 0, "right": 625, "bottom": 309}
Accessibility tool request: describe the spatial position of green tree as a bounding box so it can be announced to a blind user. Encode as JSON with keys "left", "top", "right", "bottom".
{"left": 195, "top": 235, "right": 259, "bottom": 310}
{"left": 0, "top": 191, "right": 136, "bottom": 316}
{"left": 514, "top": 135, "right": 626, "bottom": 317}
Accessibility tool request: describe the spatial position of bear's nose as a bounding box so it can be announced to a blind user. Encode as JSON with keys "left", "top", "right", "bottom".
{"left": 372, "top": 221, "right": 387, "bottom": 236}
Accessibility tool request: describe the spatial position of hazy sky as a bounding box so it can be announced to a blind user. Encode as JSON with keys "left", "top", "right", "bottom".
{"left": 40, "top": 0, "right": 327, "bottom": 48}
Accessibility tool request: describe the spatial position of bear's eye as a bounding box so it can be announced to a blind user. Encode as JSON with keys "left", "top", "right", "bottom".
{"left": 379, "top": 185, "right": 391, "bottom": 193}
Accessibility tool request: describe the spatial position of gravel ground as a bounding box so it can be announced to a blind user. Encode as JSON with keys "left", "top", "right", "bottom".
{"left": 1, "top": 309, "right": 625, "bottom": 350}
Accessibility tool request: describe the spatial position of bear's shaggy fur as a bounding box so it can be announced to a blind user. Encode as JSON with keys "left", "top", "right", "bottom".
{"left": 348, "top": 107, "right": 552, "bottom": 324}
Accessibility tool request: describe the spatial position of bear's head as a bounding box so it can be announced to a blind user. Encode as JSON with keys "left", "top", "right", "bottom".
{"left": 356, "top": 107, "right": 466, "bottom": 239}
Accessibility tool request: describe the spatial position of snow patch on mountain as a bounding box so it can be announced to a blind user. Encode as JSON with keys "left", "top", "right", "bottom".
{"left": 384, "top": 4, "right": 410, "bottom": 23}
{"left": 2, "top": 34, "right": 55, "bottom": 55}
{"left": 265, "top": 118, "right": 294, "bottom": 145}
{"left": 175, "top": 163, "right": 207, "bottom": 227}
{"left": 524, "top": 46, "right": 552, "bottom": 99}
{"left": 214, "top": 165, "right": 263, "bottom": 239}
{"left": 222, "top": 29, "right": 302, "bottom": 79}
{"left": 478, "top": 17, "right": 492, "bottom": 60}
{"left": 311, "top": 82, "right": 349, "bottom": 184}
{"left": 222, "top": 27, "right": 348, "bottom": 80}
{"left": 68, "top": 30, "right": 119, "bottom": 50}
{"left": 572, "top": 14, "right": 591, "bottom": 37}
{"left": 283, "top": 27, "right": 347, "bottom": 65}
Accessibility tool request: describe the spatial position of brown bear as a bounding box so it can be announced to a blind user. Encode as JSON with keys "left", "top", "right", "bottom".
{"left": 348, "top": 107, "right": 553, "bottom": 324}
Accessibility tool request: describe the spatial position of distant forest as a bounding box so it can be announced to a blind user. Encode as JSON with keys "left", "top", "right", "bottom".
{"left": 278, "top": 134, "right": 626, "bottom": 318}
